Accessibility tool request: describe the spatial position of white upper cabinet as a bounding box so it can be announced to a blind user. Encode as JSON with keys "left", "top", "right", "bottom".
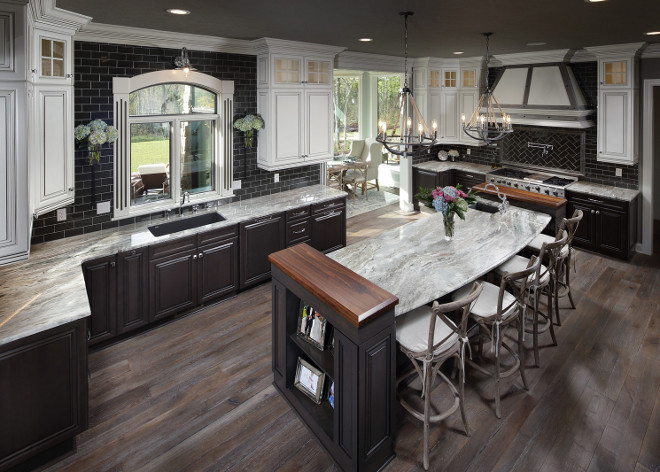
{"left": 31, "top": 29, "right": 72, "bottom": 84}
{"left": 586, "top": 43, "right": 644, "bottom": 165}
{"left": 254, "top": 39, "right": 343, "bottom": 171}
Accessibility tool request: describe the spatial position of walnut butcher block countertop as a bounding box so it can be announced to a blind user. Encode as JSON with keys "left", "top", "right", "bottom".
{"left": 473, "top": 182, "right": 567, "bottom": 209}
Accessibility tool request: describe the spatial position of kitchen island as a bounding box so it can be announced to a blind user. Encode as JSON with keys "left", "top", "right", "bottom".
{"left": 270, "top": 204, "right": 550, "bottom": 471}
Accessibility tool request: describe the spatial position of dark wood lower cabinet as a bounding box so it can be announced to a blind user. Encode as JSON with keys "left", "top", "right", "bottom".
{"left": 82, "top": 254, "right": 116, "bottom": 345}
{"left": 149, "top": 247, "right": 198, "bottom": 321}
{"left": 567, "top": 191, "right": 639, "bottom": 259}
{"left": 310, "top": 198, "right": 346, "bottom": 254}
{"left": 117, "top": 248, "right": 149, "bottom": 334}
{"left": 0, "top": 318, "right": 87, "bottom": 471}
{"left": 270, "top": 244, "right": 398, "bottom": 472}
{"left": 454, "top": 169, "right": 485, "bottom": 191}
{"left": 240, "top": 214, "right": 285, "bottom": 290}
{"left": 198, "top": 238, "right": 238, "bottom": 304}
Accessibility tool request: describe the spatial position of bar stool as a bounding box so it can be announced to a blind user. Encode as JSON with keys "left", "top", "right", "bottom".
{"left": 396, "top": 282, "right": 483, "bottom": 470}
{"left": 453, "top": 258, "right": 541, "bottom": 418}
{"left": 526, "top": 210, "right": 583, "bottom": 325}
{"left": 495, "top": 231, "right": 568, "bottom": 367}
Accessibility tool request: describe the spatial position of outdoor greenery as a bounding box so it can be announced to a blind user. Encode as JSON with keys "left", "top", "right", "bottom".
{"left": 333, "top": 76, "right": 359, "bottom": 155}
{"left": 130, "top": 138, "right": 169, "bottom": 174}
{"left": 377, "top": 76, "right": 402, "bottom": 134}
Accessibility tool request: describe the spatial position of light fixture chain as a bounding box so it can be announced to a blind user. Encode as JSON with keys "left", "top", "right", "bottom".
{"left": 403, "top": 13, "right": 409, "bottom": 87}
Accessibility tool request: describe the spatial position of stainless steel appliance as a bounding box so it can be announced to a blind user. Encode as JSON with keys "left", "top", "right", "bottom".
{"left": 485, "top": 168, "right": 577, "bottom": 199}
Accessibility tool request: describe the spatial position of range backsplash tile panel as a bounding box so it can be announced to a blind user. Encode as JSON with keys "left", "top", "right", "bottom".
{"left": 502, "top": 126, "right": 585, "bottom": 173}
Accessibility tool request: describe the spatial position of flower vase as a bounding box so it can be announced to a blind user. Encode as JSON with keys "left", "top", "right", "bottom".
{"left": 443, "top": 211, "right": 456, "bottom": 241}
{"left": 245, "top": 130, "right": 254, "bottom": 149}
{"left": 89, "top": 144, "right": 101, "bottom": 165}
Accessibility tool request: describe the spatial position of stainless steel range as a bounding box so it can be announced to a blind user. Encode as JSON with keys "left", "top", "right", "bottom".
{"left": 485, "top": 168, "right": 577, "bottom": 199}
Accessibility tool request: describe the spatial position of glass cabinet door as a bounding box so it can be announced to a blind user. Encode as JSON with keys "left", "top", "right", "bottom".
{"left": 462, "top": 69, "right": 477, "bottom": 88}
{"left": 274, "top": 57, "right": 302, "bottom": 84}
{"left": 444, "top": 70, "right": 457, "bottom": 88}
{"left": 306, "top": 60, "right": 331, "bottom": 85}
{"left": 41, "top": 38, "right": 66, "bottom": 78}
{"left": 429, "top": 70, "right": 440, "bottom": 88}
{"left": 603, "top": 60, "right": 628, "bottom": 86}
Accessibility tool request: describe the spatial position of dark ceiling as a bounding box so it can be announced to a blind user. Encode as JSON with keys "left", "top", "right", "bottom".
{"left": 57, "top": 0, "right": 660, "bottom": 58}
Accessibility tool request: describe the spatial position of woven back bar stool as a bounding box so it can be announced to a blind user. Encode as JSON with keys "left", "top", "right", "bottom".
{"left": 452, "top": 257, "right": 540, "bottom": 418}
{"left": 396, "top": 282, "right": 483, "bottom": 470}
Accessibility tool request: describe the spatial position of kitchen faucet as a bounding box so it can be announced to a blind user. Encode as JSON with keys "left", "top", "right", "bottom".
{"left": 484, "top": 183, "right": 509, "bottom": 215}
{"left": 179, "top": 191, "right": 190, "bottom": 216}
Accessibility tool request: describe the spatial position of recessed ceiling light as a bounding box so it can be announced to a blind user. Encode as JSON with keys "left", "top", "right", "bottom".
{"left": 646, "top": 31, "right": 660, "bottom": 36}
{"left": 358, "top": 38, "right": 373, "bottom": 42}
{"left": 527, "top": 42, "right": 547, "bottom": 46}
{"left": 453, "top": 51, "right": 464, "bottom": 55}
{"left": 166, "top": 8, "right": 191, "bottom": 15}
{"left": 584, "top": 0, "right": 607, "bottom": 3}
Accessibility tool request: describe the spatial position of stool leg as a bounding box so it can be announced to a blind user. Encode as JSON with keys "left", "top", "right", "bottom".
{"left": 459, "top": 356, "right": 470, "bottom": 436}
{"left": 495, "top": 336, "right": 502, "bottom": 419}
{"left": 566, "top": 257, "right": 576, "bottom": 309}
{"left": 518, "top": 314, "right": 528, "bottom": 390}
{"left": 423, "top": 362, "right": 432, "bottom": 470}
{"left": 548, "top": 286, "right": 558, "bottom": 346}
{"left": 533, "top": 292, "right": 540, "bottom": 368}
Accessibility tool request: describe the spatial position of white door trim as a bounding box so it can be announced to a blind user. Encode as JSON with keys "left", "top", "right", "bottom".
{"left": 640, "top": 79, "right": 660, "bottom": 255}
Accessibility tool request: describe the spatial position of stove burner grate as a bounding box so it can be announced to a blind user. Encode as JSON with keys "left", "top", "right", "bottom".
{"left": 543, "top": 176, "right": 574, "bottom": 187}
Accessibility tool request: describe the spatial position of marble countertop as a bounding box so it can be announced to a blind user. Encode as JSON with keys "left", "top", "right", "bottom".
{"left": 565, "top": 181, "right": 640, "bottom": 202}
{"left": 413, "top": 160, "right": 493, "bottom": 174}
{"left": 0, "top": 185, "right": 346, "bottom": 347}
{"left": 328, "top": 205, "right": 550, "bottom": 317}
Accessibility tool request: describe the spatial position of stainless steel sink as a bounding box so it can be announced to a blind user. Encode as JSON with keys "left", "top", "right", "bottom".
{"left": 148, "top": 212, "right": 226, "bottom": 237}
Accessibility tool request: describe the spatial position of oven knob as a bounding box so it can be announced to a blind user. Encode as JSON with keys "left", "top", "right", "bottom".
{"left": 506, "top": 181, "right": 512, "bottom": 186}
{"left": 525, "top": 185, "right": 531, "bottom": 190}
{"left": 535, "top": 186, "right": 540, "bottom": 191}
{"left": 553, "top": 191, "right": 558, "bottom": 196}
{"left": 490, "top": 178, "right": 495, "bottom": 182}
{"left": 544, "top": 189, "right": 550, "bottom": 194}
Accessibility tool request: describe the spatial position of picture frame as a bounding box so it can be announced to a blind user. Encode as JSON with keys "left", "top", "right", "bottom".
{"left": 298, "top": 302, "right": 328, "bottom": 350}
{"left": 294, "top": 358, "right": 326, "bottom": 404}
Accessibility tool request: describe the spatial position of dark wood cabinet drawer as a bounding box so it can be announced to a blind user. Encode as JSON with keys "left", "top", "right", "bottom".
{"left": 197, "top": 224, "right": 238, "bottom": 247}
{"left": 286, "top": 205, "right": 311, "bottom": 221}
{"left": 311, "top": 197, "right": 345, "bottom": 215}
{"left": 287, "top": 219, "right": 311, "bottom": 246}
{"left": 455, "top": 170, "right": 485, "bottom": 191}
{"left": 149, "top": 235, "right": 196, "bottom": 260}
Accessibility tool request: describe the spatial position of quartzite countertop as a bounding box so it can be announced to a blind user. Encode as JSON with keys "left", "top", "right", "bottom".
{"left": 412, "top": 160, "right": 492, "bottom": 174}
{"left": 328, "top": 205, "right": 551, "bottom": 318}
{"left": 0, "top": 185, "right": 346, "bottom": 347}
{"left": 565, "top": 181, "right": 640, "bottom": 202}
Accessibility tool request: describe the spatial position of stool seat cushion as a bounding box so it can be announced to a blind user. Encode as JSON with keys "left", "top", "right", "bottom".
{"left": 396, "top": 305, "right": 458, "bottom": 355}
{"left": 495, "top": 255, "right": 549, "bottom": 286}
{"left": 453, "top": 281, "right": 518, "bottom": 321}
{"left": 527, "top": 234, "right": 569, "bottom": 256}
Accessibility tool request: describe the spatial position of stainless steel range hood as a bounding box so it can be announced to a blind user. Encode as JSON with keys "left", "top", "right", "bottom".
{"left": 491, "top": 62, "right": 594, "bottom": 128}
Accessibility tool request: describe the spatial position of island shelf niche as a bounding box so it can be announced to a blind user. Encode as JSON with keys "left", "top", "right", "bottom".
{"left": 269, "top": 243, "right": 399, "bottom": 472}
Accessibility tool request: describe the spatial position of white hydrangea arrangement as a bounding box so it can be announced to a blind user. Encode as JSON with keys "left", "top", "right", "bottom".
{"left": 74, "top": 119, "right": 119, "bottom": 164}
{"left": 233, "top": 114, "right": 264, "bottom": 148}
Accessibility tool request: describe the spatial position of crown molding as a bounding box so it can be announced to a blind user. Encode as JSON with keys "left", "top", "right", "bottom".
{"left": 74, "top": 21, "right": 255, "bottom": 55}
{"left": 30, "top": 0, "right": 90, "bottom": 33}
{"left": 335, "top": 51, "right": 405, "bottom": 73}
{"left": 252, "top": 37, "right": 344, "bottom": 57}
{"left": 491, "top": 49, "right": 573, "bottom": 66}
{"left": 584, "top": 42, "right": 646, "bottom": 58}
{"left": 641, "top": 43, "right": 660, "bottom": 59}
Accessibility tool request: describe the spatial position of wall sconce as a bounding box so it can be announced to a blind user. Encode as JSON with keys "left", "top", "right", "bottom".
{"left": 173, "top": 47, "right": 196, "bottom": 76}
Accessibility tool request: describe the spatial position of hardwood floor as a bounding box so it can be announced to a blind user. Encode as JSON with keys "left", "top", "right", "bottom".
{"left": 42, "top": 204, "right": 660, "bottom": 472}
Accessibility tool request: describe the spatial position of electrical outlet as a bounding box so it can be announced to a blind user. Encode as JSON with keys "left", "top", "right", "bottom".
{"left": 97, "top": 201, "right": 111, "bottom": 214}
{"left": 232, "top": 180, "right": 242, "bottom": 190}
{"left": 56, "top": 208, "right": 66, "bottom": 222}
{"left": 274, "top": 173, "right": 280, "bottom": 183}
{"left": 466, "top": 148, "right": 471, "bottom": 155}
{"left": 615, "top": 168, "right": 622, "bottom": 177}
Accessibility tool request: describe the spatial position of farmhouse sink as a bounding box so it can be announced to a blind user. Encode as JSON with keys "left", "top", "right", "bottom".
{"left": 472, "top": 201, "right": 500, "bottom": 214}
{"left": 148, "top": 212, "right": 226, "bottom": 237}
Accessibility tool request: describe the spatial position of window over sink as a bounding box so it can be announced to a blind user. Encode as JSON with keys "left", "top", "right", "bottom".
{"left": 113, "top": 71, "right": 234, "bottom": 218}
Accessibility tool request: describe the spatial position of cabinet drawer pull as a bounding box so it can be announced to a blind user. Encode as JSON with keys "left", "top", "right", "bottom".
{"left": 292, "top": 210, "right": 307, "bottom": 217}
{"left": 292, "top": 228, "right": 306, "bottom": 235}
{"left": 255, "top": 215, "right": 273, "bottom": 222}
{"left": 587, "top": 198, "right": 604, "bottom": 204}
{"left": 464, "top": 174, "right": 474, "bottom": 178}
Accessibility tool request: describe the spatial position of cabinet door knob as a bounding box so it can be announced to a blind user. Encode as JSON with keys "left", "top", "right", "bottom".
{"left": 110, "top": 261, "right": 116, "bottom": 268}
{"left": 198, "top": 253, "right": 204, "bottom": 259}
{"left": 591, "top": 210, "right": 595, "bottom": 214}
{"left": 193, "top": 255, "right": 198, "bottom": 260}
{"left": 596, "top": 211, "right": 600, "bottom": 215}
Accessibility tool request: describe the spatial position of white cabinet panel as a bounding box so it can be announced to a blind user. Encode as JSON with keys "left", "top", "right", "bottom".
{"left": 0, "top": 85, "right": 29, "bottom": 266}
{"left": 32, "top": 86, "right": 73, "bottom": 213}
{"left": 274, "top": 91, "right": 302, "bottom": 163}
{"left": 306, "top": 91, "right": 331, "bottom": 158}
{"left": 440, "top": 91, "right": 458, "bottom": 142}
{"left": 599, "top": 90, "right": 629, "bottom": 161}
